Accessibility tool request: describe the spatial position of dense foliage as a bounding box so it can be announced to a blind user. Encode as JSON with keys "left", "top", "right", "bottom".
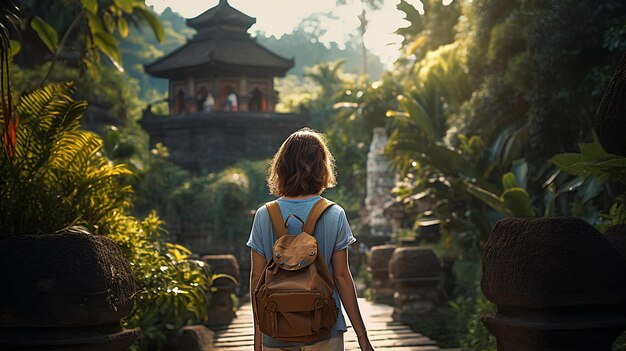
{"left": 287, "top": 0, "right": 626, "bottom": 348}
{"left": 379, "top": 0, "right": 626, "bottom": 348}
{"left": 0, "top": 3, "right": 223, "bottom": 349}
{"left": 0, "top": 83, "right": 211, "bottom": 349}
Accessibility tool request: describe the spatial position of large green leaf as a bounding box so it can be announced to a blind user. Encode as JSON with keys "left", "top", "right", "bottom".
{"left": 80, "top": 0, "right": 98, "bottom": 14}
{"left": 30, "top": 16, "right": 58, "bottom": 54}
{"left": 389, "top": 132, "right": 475, "bottom": 178}
{"left": 113, "top": 0, "right": 134, "bottom": 13}
{"left": 87, "top": 12, "right": 105, "bottom": 33}
{"left": 135, "top": 7, "right": 164, "bottom": 43}
{"left": 92, "top": 31, "right": 123, "bottom": 70}
{"left": 464, "top": 181, "right": 513, "bottom": 217}
{"left": 579, "top": 141, "right": 611, "bottom": 162}
{"left": 500, "top": 124, "right": 529, "bottom": 167}
{"left": 501, "top": 172, "right": 520, "bottom": 190}
{"left": 103, "top": 12, "right": 116, "bottom": 33}
{"left": 502, "top": 187, "right": 534, "bottom": 217}
{"left": 9, "top": 39, "right": 20, "bottom": 57}
{"left": 117, "top": 17, "right": 129, "bottom": 38}
{"left": 397, "top": 95, "right": 436, "bottom": 139}
{"left": 550, "top": 153, "right": 584, "bottom": 174}
{"left": 511, "top": 159, "right": 528, "bottom": 188}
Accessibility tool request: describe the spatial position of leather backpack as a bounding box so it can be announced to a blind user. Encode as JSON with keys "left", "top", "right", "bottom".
{"left": 253, "top": 198, "right": 339, "bottom": 343}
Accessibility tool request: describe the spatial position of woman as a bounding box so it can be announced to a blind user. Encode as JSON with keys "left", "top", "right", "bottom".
{"left": 246, "top": 128, "right": 375, "bottom": 351}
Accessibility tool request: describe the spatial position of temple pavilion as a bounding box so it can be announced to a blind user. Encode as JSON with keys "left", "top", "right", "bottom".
{"left": 140, "top": 0, "right": 307, "bottom": 172}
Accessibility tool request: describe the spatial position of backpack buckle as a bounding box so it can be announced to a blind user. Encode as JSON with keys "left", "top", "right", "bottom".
{"left": 314, "top": 299, "right": 323, "bottom": 309}
{"left": 268, "top": 301, "right": 277, "bottom": 312}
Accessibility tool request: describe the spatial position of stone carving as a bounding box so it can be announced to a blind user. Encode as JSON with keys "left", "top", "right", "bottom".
{"left": 365, "top": 127, "right": 395, "bottom": 239}
{"left": 481, "top": 217, "right": 626, "bottom": 350}
{"left": 367, "top": 245, "right": 397, "bottom": 305}
{"left": 389, "top": 247, "right": 443, "bottom": 324}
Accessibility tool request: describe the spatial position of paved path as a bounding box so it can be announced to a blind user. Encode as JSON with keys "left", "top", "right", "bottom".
{"left": 212, "top": 299, "right": 445, "bottom": 350}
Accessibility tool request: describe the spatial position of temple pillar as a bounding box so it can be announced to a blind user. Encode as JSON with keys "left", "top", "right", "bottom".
{"left": 239, "top": 74, "right": 249, "bottom": 112}
{"left": 268, "top": 75, "right": 275, "bottom": 112}
{"left": 187, "top": 76, "right": 197, "bottom": 113}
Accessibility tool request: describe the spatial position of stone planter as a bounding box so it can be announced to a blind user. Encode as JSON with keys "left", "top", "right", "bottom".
{"left": 0, "top": 231, "right": 138, "bottom": 350}
{"left": 481, "top": 217, "right": 626, "bottom": 351}
{"left": 389, "top": 247, "right": 443, "bottom": 324}
{"left": 201, "top": 254, "right": 240, "bottom": 327}
{"left": 367, "top": 245, "right": 396, "bottom": 305}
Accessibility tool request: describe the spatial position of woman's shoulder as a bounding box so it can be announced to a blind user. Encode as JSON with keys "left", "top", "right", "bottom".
{"left": 254, "top": 204, "right": 270, "bottom": 220}
{"left": 323, "top": 198, "right": 346, "bottom": 217}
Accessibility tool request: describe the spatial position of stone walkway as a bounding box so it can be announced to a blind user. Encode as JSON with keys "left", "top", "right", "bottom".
{"left": 212, "top": 299, "right": 447, "bottom": 350}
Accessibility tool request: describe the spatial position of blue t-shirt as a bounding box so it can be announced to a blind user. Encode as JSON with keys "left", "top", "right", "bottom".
{"left": 246, "top": 195, "right": 356, "bottom": 348}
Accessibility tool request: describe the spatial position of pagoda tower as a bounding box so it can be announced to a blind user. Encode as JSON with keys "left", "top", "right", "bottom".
{"left": 141, "top": 0, "right": 307, "bottom": 172}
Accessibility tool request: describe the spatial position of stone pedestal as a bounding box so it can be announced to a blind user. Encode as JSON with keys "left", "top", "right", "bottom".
{"left": 367, "top": 245, "right": 396, "bottom": 305}
{"left": 481, "top": 217, "right": 626, "bottom": 351}
{"left": 389, "top": 247, "right": 443, "bottom": 324}
{"left": 163, "top": 325, "right": 214, "bottom": 351}
{"left": 0, "top": 231, "right": 138, "bottom": 350}
{"left": 201, "top": 255, "right": 240, "bottom": 327}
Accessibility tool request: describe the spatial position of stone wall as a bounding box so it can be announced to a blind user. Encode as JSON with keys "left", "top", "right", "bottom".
{"left": 140, "top": 110, "right": 309, "bottom": 173}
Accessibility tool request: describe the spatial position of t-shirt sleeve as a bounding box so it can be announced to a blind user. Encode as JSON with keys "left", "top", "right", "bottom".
{"left": 246, "top": 207, "right": 266, "bottom": 256}
{"left": 334, "top": 207, "right": 357, "bottom": 251}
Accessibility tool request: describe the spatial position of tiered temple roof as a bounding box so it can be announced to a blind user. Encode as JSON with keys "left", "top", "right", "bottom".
{"left": 145, "top": 0, "right": 293, "bottom": 79}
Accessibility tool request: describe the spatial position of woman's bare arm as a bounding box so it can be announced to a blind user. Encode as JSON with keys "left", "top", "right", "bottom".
{"left": 332, "top": 248, "right": 374, "bottom": 351}
{"left": 250, "top": 249, "right": 267, "bottom": 351}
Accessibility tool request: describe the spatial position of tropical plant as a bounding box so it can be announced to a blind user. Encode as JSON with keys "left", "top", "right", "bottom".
{"left": 304, "top": 60, "right": 349, "bottom": 129}
{"left": 0, "top": 83, "right": 212, "bottom": 349}
{"left": 0, "top": 0, "right": 20, "bottom": 160}
{"left": 551, "top": 136, "right": 626, "bottom": 229}
{"left": 465, "top": 168, "right": 535, "bottom": 218}
{"left": 326, "top": 73, "right": 399, "bottom": 213}
{"left": 17, "top": 0, "right": 164, "bottom": 84}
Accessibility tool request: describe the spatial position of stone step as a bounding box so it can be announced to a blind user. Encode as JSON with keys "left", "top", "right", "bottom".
{"left": 211, "top": 299, "right": 443, "bottom": 350}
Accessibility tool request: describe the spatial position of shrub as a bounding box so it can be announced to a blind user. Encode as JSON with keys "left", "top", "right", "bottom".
{"left": 0, "top": 83, "right": 211, "bottom": 349}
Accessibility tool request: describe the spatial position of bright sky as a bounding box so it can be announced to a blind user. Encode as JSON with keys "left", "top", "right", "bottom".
{"left": 145, "top": 0, "right": 410, "bottom": 67}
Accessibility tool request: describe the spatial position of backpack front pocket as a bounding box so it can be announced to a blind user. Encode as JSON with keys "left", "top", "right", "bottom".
{"left": 265, "top": 291, "right": 325, "bottom": 338}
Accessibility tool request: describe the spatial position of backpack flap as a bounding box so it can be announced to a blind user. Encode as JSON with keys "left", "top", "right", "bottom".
{"left": 272, "top": 233, "right": 317, "bottom": 270}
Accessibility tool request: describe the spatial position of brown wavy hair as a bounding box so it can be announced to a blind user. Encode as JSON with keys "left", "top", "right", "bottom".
{"left": 268, "top": 128, "right": 337, "bottom": 197}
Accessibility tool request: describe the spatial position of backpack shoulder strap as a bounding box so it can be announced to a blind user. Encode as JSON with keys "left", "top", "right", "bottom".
{"left": 303, "top": 198, "right": 335, "bottom": 235}
{"left": 265, "top": 201, "right": 288, "bottom": 238}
